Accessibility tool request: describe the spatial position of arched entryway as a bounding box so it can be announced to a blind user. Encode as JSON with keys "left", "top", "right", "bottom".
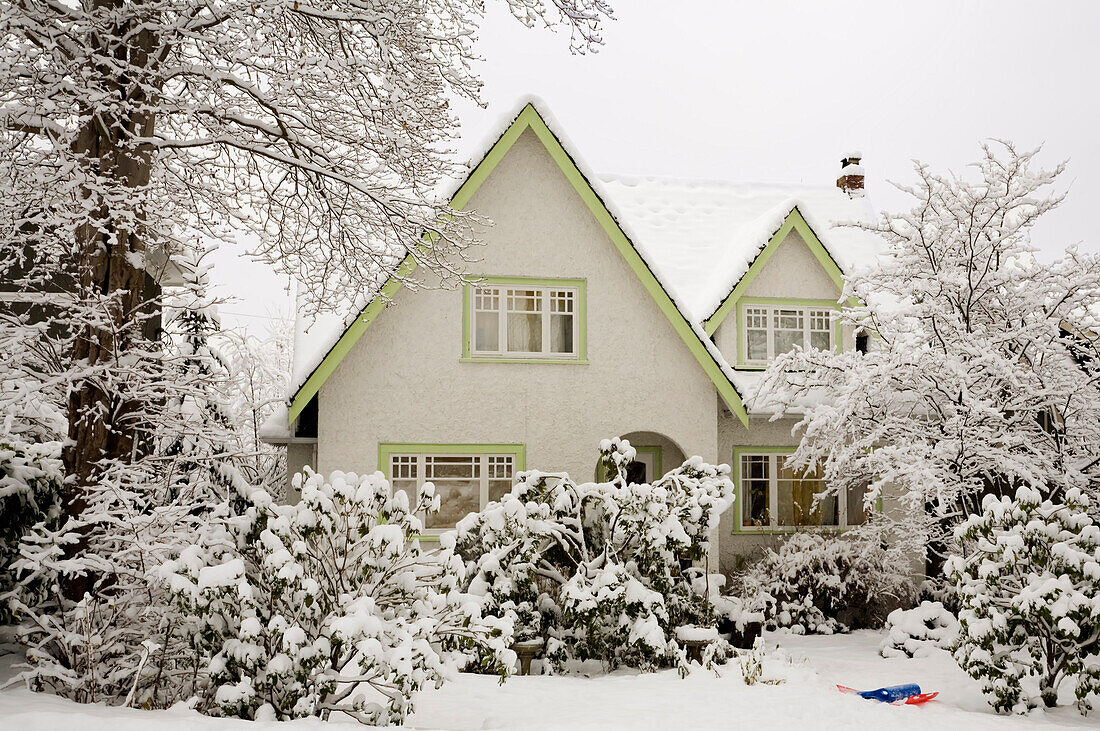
{"left": 598, "top": 430, "right": 687, "bottom": 484}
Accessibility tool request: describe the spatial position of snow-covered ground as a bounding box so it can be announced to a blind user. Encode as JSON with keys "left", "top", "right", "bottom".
{"left": 1, "top": 631, "right": 1096, "bottom": 730}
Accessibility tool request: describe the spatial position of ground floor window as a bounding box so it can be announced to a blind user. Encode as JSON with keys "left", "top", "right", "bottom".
{"left": 737, "top": 450, "right": 867, "bottom": 529}
{"left": 381, "top": 444, "right": 524, "bottom": 531}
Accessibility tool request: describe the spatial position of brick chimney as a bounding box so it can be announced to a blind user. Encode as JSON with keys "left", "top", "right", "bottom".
{"left": 837, "top": 152, "right": 864, "bottom": 197}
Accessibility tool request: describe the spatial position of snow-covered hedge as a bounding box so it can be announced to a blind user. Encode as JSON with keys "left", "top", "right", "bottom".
{"left": 165, "top": 469, "right": 514, "bottom": 725}
{"left": 734, "top": 532, "right": 914, "bottom": 635}
{"left": 0, "top": 438, "right": 62, "bottom": 622}
{"left": 455, "top": 439, "right": 735, "bottom": 672}
{"left": 947, "top": 487, "right": 1100, "bottom": 715}
{"left": 879, "top": 601, "right": 959, "bottom": 658}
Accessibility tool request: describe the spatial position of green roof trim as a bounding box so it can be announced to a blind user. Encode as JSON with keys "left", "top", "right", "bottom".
{"left": 702, "top": 207, "right": 853, "bottom": 337}
{"left": 289, "top": 102, "right": 750, "bottom": 428}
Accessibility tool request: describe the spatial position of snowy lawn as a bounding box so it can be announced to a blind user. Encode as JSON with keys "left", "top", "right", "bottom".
{"left": 1, "top": 630, "right": 1097, "bottom": 730}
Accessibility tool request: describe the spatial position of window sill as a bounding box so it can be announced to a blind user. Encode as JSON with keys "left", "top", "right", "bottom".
{"left": 460, "top": 357, "right": 589, "bottom": 365}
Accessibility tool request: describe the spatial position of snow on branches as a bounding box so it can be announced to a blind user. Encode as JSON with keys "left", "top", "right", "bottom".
{"left": 164, "top": 469, "right": 514, "bottom": 724}
{"left": 947, "top": 487, "right": 1100, "bottom": 715}
{"left": 455, "top": 438, "right": 734, "bottom": 672}
{"left": 732, "top": 531, "right": 914, "bottom": 635}
{"left": 754, "top": 142, "right": 1100, "bottom": 563}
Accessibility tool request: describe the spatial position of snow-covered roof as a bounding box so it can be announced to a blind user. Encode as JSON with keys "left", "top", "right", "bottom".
{"left": 283, "top": 97, "right": 881, "bottom": 421}
{"left": 597, "top": 176, "right": 877, "bottom": 322}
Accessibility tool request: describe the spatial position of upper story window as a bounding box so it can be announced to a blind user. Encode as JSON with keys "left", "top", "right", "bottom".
{"left": 465, "top": 278, "right": 586, "bottom": 362}
{"left": 741, "top": 304, "right": 835, "bottom": 365}
{"left": 738, "top": 451, "right": 867, "bottom": 530}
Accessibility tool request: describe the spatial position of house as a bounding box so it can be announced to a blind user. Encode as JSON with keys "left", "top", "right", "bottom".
{"left": 262, "top": 99, "right": 885, "bottom": 575}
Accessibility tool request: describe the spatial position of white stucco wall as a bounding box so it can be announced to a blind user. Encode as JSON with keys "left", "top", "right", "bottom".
{"left": 314, "top": 128, "right": 720, "bottom": 482}
{"left": 743, "top": 229, "right": 840, "bottom": 300}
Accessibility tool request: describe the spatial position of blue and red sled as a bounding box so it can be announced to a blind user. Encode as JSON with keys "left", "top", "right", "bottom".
{"left": 837, "top": 683, "right": 939, "bottom": 705}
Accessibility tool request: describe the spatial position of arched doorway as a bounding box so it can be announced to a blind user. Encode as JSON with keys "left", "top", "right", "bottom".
{"left": 598, "top": 430, "right": 687, "bottom": 484}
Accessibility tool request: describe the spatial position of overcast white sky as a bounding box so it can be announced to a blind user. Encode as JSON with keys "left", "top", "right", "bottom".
{"left": 210, "top": 0, "right": 1100, "bottom": 334}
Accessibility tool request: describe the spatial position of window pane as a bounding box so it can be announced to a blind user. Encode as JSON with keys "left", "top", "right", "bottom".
{"left": 774, "top": 328, "right": 803, "bottom": 355}
{"left": 809, "top": 310, "right": 831, "bottom": 331}
{"left": 424, "top": 479, "right": 480, "bottom": 528}
{"left": 507, "top": 289, "right": 541, "bottom": 312}
{"left": 551, "top": 314, "right": 574, "bottom": 353}
{"left": 774, "top": 309, "right": 803, "bottom": 330}
{"left": 424, "top": 455, "right": 480, "bottom": 528}
{"left": 809, "top": 330, "right": 831, "bottom": 351}
{"left": 475, "top": 311, "right": 499, "bottom": 352}
{"left": 392, "top": 479, "right": 416, "bottom": 509}
{"left": 426, "top": 455, "right": 479, "bottom": 480}
{"left": 777, "top": 462, "right": 837, "bottom": 526}
{"left": 487, "top": 456, "right": 514, "bottom": 503}
{"left": 507, "top": 313, "right": 542, "bottom": 352}
{"left": 740, "top": 455, "right": 769, "bottom": 527}
{"left": 745, "top": 307, "right": 768, "bottom": 329}
{"left": 747, "top": 329, "right": 767, "bottom": 361}
{"left": 846, "top": 486, "right": 869, "bottom": 526}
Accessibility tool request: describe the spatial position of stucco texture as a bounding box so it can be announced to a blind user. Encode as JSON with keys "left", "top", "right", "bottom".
{"left": 315, "top": 128, "right": 719, "bottom": 482}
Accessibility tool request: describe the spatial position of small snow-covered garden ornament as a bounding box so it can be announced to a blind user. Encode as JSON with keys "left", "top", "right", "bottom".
{"left": 456, "top": 438, "right": 735, "bottom": 672}
{"left": 164, "top": 469, "right": 514, "bottom": 725}
{"left": 946, "top": 486, "right": 1100, "bottom": 715}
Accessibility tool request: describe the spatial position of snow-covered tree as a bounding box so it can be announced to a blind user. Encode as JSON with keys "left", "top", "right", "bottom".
{"left": 0, "top": 0, "right": 614, "bottom": 588}
{"left": 755, "top": 143, "right": 1100, "bottom": 571}
{"left": 159, "top": 251, "right": 251, "bottom": 505}
{"left": 165, "top": 468, "right": 513, "bottom": 724}
{"left": 218, "top": 318, "right": 293, "bottom": 495}
{"left": 7, "top": 254, "right": 253, "bottom": 706}
{"left": 456, "top": 439, "right": 734, "bottom": 672}
{"left": 946, "top": 487, "right": 1100, "bottom": 714}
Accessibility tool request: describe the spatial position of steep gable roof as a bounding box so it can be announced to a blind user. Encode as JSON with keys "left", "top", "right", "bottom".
{"left": 285, "top": 100, "right": 752, "bottom": 428}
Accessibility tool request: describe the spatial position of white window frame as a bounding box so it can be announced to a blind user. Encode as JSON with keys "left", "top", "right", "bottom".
{"left": 737, "top": 451, "right": 863, "bottom": 530}
{"left": 740, "top": 303, "right": 836, "bottom": 366}
{"left": 469, "top": 283, "right": 581, "bottom": 360}
{"left": 387, "top": 450, "right": 517, "bottom": 534}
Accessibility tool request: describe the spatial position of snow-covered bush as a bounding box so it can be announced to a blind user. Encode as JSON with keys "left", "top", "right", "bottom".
{"left": 879, "top": 601, "right": 959, "bottom": 658}
{"left": 0, "top": 438, "right": 62, "bottom": 622}
{"left": 947, "top": 487, "right": 1100, "bottom": 715}
{"left": 165, "top": 468, "right": 513, "bottom": 725}
{"left": 734, "top": 532, "right": 914, "bottom": 634}
{"left": 455, "top": 439, "right": 734, "bottom": 672}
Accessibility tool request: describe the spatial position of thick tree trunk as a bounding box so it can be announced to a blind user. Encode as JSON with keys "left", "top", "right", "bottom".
{"left": 59, "top": 11, "right": 158, "bottom": 601}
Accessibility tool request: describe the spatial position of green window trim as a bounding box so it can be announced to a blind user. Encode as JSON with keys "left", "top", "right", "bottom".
{"left": 731, "top": 446, "right": 876, "bottom": 535}
{"left": 378, "top": 442, "right": 527, "bottom": 476}
{"left": 703, "top": 207, "right": 857, "bottom": 338}
{"left": 733, "top": 296, "right": 845, "bottom": 370}
{"left": 288, "top": 102, "right": 750, "bottom": 428}
{"left": 461, "top": 276, "right": 588, "bottom": 363}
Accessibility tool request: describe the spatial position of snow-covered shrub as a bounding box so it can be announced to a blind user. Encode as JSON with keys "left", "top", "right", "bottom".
{"left": 713, "top": 590, "right": 768, "bottom": 649}
{"left": 165, "top": 468, "right": 513, "bottom": 725}
{"left": 0, "top": 438, "right": 62, "bottom": 622}
{"left": 946, "top": 487, "right": 1100, "bottom": 715}
{"left": 735, "top": 532, "right": 914, "bottom": 634}
{"left": 455, "top": 438, "right": 734, "bottom": 672}
{"left": 879, "top": 601, "right": 959, "bottom": 658}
